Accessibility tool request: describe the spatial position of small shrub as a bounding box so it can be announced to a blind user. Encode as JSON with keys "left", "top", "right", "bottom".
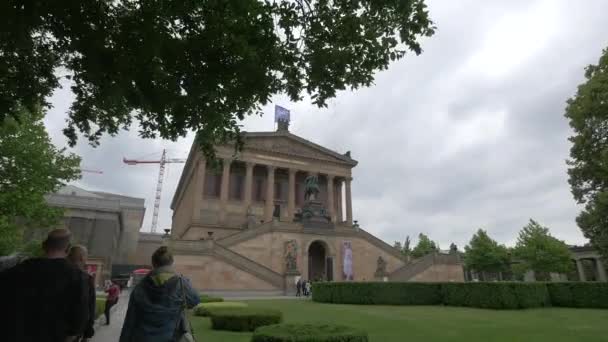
{"left": 95, "top": 297, "right": 106, "bottom": 318}
{"left": 547, "top": 282, "right": 608, "bottom": 308}
{"left": 193, "top": 301, "right": 248, "bottom": 317}
{"left": 251, "top": 323, "right": 368, "bottom": 342}
{"left": 210, "top": 307, "right": 282, "bottom": 332}
{"left": 200, "top": 294, "right": 224, "bottom": 303}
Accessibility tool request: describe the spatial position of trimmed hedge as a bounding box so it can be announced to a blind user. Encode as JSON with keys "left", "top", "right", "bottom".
{"left": 313, "top": 282, "right": 557, "bottom": 310}
{"left": 193, "top": 301, "right": 248, "bottom": 317}
{"left": 312, "top": 282, "right": 442, "bottom": 305}
{"left": 200, "top": 294, "right": 224, "bottom": 303}
{"left": 441, "top": 282, "right": 549, "bottom": 309}
{"left": 547, "top": 282, "right": 608, "bottom": 308}
{"left": 209, "top": 307, "right": 282, "bottom": 332}
{"left": 252, "top": 324, "right": 368, "bottom": 342}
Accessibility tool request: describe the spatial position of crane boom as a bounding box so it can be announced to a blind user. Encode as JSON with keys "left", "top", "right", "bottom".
{"left": 122, "top": 149, "right": 186, "bottom": 233}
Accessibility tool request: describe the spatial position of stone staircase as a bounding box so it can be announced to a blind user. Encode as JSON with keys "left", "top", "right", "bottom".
{"left": 213, "top": 243, "right": 284, "bottom": 288}
{"left": 388, "top": 253, "right": 460, "bottom": 281}
{"left": 389, "top": 253, "right": 435, "bottom": 280}
{"left": 171, "top": 238, "right": 285, "bottom": 289}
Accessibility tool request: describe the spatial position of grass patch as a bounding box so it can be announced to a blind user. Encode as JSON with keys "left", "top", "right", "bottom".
{"left": 189, "top": 299, "right": 608, "bottom": 342}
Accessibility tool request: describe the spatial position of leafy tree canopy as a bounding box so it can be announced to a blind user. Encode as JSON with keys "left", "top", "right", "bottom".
{"left": 464, "top": 229, "right": 509, "bottom": 273}
{"left": 411, "top": 233, "right": 438, "bottom": 258}
{"left": 0, "top": 105, "right": 81, "bottom": 255}
{"left": 0, "top": 0, "right": 435, "bottom": 157}
{"left": 513, "top": 219, "right": 572, "bottom": 276}
{"left": 565, "top": 47, "right": 608, "bottom": 260}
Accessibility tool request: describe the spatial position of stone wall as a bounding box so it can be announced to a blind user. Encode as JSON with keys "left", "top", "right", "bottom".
{"left": 173, "top": 254, "right": 278, "bottom": 290}
{"left": 230, "top": 230, "right": 405, "bottom": 282}
{"left": 410, "top": 263, "right": 465, "bottom": 282}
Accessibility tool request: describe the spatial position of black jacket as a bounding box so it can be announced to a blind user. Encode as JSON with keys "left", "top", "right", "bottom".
{"left": 1, "top": 257, "right": 91, "bottom": 342}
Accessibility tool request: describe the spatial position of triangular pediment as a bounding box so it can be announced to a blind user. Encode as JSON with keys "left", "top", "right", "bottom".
{"left": 242, "top": 132, "right": 356, "bottom": 165}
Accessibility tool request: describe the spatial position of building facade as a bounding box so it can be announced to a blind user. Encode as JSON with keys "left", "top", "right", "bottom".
{"left": 168, "top": 124, "right": 463, "bottom": 294}
{"left": 45, "top": 185, "right": 146, "bottom": 286}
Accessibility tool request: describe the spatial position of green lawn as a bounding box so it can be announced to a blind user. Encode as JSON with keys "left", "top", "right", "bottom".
{"left": 190, "top": 299, "right": 608, "bottom": 342}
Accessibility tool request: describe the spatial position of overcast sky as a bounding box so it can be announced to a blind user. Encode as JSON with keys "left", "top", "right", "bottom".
{"left": 44, "top": 0, "right": 608, "bottom": 249}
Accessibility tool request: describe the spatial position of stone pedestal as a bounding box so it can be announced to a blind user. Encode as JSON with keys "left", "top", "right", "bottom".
{"left": 284, "top": 272, "right": 301, "bottom": 296}
{"left": 300, "top": 200, "right": 333, "bottom": 229}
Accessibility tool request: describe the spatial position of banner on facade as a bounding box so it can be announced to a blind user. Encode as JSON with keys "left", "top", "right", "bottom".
{"left": 342, "top": 241, "right": 353, "bottom": 280}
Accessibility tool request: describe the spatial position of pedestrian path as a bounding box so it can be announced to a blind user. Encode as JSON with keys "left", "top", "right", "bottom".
{"left": 91, "top": 291, "right": 129, "bottom": 342}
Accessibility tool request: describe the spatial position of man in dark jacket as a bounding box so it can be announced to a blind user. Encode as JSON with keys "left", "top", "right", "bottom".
{"left": 120, "top": 246, "right": 200, "bottom": 342}
{"left": 2, "top": 229, "right": 91, "bottom": 342}
{"left": 67, "top": 245, "right": 96, "bottom": 341}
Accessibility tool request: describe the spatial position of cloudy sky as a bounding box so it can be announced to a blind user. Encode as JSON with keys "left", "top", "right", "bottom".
{"left": 44, "top": 0, "right": 608, "bottom": 249}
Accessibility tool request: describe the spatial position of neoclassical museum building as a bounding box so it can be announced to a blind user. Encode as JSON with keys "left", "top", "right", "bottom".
{"left": 166, "top": 122, "right": 463, "bottom": 295}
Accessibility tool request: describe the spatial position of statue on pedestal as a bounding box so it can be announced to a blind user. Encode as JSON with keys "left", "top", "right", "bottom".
{"left": 304, "top": 175, "right": 320, "bottom": 201}
{"left": 374, "top": 256, "right": 388, "bottom": 278}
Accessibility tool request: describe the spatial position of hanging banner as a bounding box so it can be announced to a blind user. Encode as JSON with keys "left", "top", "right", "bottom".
{"left": 342, "top": 241, "right": 353, "bottom": 280}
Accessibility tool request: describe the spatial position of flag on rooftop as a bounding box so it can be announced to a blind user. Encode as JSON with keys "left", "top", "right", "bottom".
{"left": 274, "top": 105, "right": 290, "bottom": 123}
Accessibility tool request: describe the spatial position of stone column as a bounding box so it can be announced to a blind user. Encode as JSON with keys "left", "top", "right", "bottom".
{"left": 345, "top": 177, "right": 353, "bottom": 226}
{"left": 192, "top": 157, "right": 206, "bottom": 222}
{"left": 219, "top": 158, "right": 231, "bottom": 223}
{"left": 336, "top": 180, "right": 343, "bottom": 222}
{"left": 595, "top": 258, "right": 607, "bottom": 282}
{"left": 264, "top": 166, "right": 275, "bottom": 222}
{"left": 575, "top": 259, "right": 586, "bottom": 282}
{"left": 244, "top": 162, "right": 254, "bottom": 208}
{"left": 326, "top": 175, "right": 335, "bottom": 221}
{"left": 288, "top": 169, "right": 296, "bottom": 221}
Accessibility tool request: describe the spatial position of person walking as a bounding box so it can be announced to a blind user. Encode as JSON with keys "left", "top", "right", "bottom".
{"left": 305, "top": 280, "right": 312, "bottom": 297}
{"left": 1, "top": 229, "right": 90, "bottom": 342}
{"left": 296, "top": 278, "right": 302, "bottom": 297}
{"left": 67, "top": 245, "right": 96, "bottom": 342}
{"left": 120, "top": 246, "right": 200, "bottom": 342}
{"left": 104, "top": 280, "right": 121, "bottom": 325}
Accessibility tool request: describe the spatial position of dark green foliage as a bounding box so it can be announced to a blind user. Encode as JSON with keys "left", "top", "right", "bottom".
{"left": 252, "top": 324, "right": 368, "bottom": 342}
{"left": 547, "top": 282, "right": 608, "bottom": 309}
{"left": 209, "top": 307, "right": 282, "bottom": 332}
{"left": 441, "top": 283, "right": 549, "bottom": 309}
{"left": 194, "top": 302, "right": 247, "bottom": 317}
{"left": 411, "top": 233, "right": 439, "bottom": 258}
{"left": 314, "top": 282, "right": 556, "bottom": 310}
{"left": 464, "top": 229, "right": 510, "bottom": 276}
{"left": 312, "top": 282, "right": 442, "bottom": 305}
{"left": 200, "top": 295, "right": 224, "bottom": 303}
{"left": 513, "top": 220, "right": 573, "bottom": 277}
{"left": 1, "top": 0, "right": 435, "bottom": 158}
{"left": 565, "top": 47, "right": 608, "bottom": 261}
{"left": 0, "top": 106, "right": 81, "bottom": 255}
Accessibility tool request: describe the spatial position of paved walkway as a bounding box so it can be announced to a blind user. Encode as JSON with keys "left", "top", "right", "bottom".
{"left": 91, "top": 291, "right": 129, "bottom": 342}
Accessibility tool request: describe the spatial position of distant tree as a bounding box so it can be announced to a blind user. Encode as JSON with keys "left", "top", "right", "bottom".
{"left": 393, "top": 241, "right": 403, "bottom": 251}
{"left": 0, "top": 105, "right": 81, "bottom": 255}
{"left": 403, "top": 235, "right": 412, "bottom": 257}
{"left": 565, "top": 47, "right": 608, "bottom": 261}
{"left": 513, "top": 219, "right": 572, "bottom": 280}
{"left": 464, "top": 229, "right": 509, "bottom": 280}
{"left": 1, "top": 0, "right": 435, "bottom": 158}
{"left": 411, "top": 233, "right": 438, "bottom": 258}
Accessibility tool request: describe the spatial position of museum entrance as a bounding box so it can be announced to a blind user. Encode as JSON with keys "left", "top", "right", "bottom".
{"left": 308, "top": 240, "right": 332, "bottom": 281}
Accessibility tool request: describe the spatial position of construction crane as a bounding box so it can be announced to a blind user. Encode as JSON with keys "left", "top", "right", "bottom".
{"left": 123, "top": 149, "right": 186, "bottom": 233}
{"left": 81, "top": 168, "right": 103, "bottom": 174}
